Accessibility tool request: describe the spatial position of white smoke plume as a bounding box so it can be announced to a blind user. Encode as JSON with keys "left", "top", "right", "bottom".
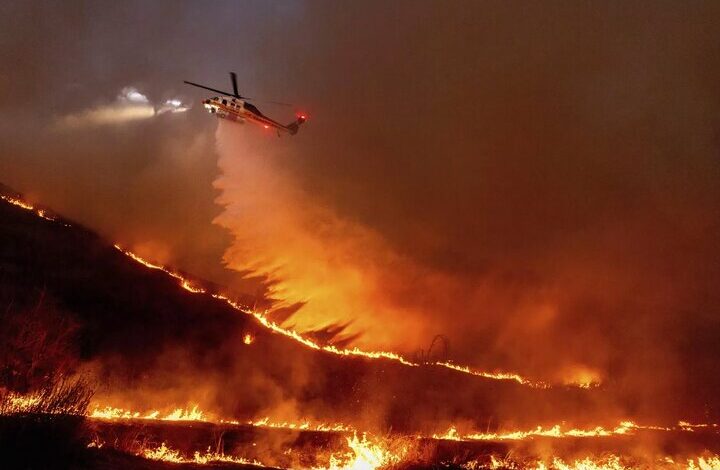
{"left": 213, "top": 121, "right": 438, "bottom": 350}
{"left": 54, "top": 87, "right": 189, "bottom": 130}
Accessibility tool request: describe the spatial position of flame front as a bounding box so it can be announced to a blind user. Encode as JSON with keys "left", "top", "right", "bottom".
{"left": 114, "top": 244, "right": 561, "bottom": 389}
{"left": 0, "top": 194, "right": 56, "bottom": 221}
{"left": 90, "top": 402, "right": 357, "bottom": 432}
{"left": 316, "top": 433, "right": 410, "bottom": 470}
{"left": 431, "top": 420, "right": 687, "bottom": 442}
{"left": 90, "top": 404, "right": 207, "bottom": 422}
{"left": 86, "top": 401, "right": 718, "bottom": 446}
{"left": 478, "top": 455, "right": 720, "bottom": 470}
{"left": 0, "top": 392, "right": 42, "bottom": 414}
{"left": 141, "top": 442, "right": 265, "bottom": 466}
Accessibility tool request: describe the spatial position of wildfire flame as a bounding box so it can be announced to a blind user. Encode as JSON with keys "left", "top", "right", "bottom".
{"left": 3, "top": 391, "right": 720, "bottom": 469}
{"left": 317, "top": 433, "right": 410, "bottom": 470}
{"left": 141, "top": 442, "right": 265, "bottom": 466}
{"left": 478, "top": 454, "right": 720, "bottom": 470}
{"left": 90, "top": 402, "right": 358, "bottom": 432}
{"left": 435, "top": 361, "right": 548, "bottom": 388}
{"left": 112, "top": 245, "right": 559, "bottom": 388}
{"left": 431, "top": 420, "right": 691, "bottom": 442}
{"left": 87, "top": 401, "right": 719, "bottom": 447}
{"left": 686, "top": 456, "right": 720, "bottom": 470}
{"left": 248, "top": 416, "right": 356, "bottom": 433}
{"left": 140, "top": 434, "right": 410, "bottom": 470}
{"left": 138, "top": 446, "right": 720, "bottom": 470}
{"left": 90, "top": 405, "right": 206, "bottom": 422}
{"left": 679, "top": 421, "right": 720, "bottom": 432}
{"left": 0, "top": 392, "right": 42, "bottom": 414}
{"left": 0, "top": 194, "right": 56, "bottom": 221}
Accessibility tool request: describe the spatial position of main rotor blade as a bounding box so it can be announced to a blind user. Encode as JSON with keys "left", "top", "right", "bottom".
{"left": 260, "top": 100, "right": 293, "bottom": 107}
{"left": 243, "top": 97, "right": 293, "bottom": 107}
{"left": 184, "top": 80, "right": 288, "bottom": 105}
{"left": 183, "top": 80, "right": 237, "bottom": 97}
{"left": 230, "top": 72, "right": 240, "bottom": 98}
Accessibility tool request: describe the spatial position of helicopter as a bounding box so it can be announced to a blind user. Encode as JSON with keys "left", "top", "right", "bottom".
{"left": 184, "top": 72, "right": 306, "bottom": 136}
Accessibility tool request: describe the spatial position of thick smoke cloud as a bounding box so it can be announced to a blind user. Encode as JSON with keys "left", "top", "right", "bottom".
{"left": 2, "top": 1, "right": 720, "bottom": 420}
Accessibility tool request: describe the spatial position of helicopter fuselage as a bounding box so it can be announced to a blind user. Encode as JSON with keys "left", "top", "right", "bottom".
{"left": 203, "top": 96, "right": 292, "bottom": 133}
{"left": 185, "top": 73, "right": 306, "bottom": 135}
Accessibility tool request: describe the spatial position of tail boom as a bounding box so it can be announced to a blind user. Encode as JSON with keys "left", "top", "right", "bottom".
{"left": 285, "top": 115, "right": 307, "bottom": 135}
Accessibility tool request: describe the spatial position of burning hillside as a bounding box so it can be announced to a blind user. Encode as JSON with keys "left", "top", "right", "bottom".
{"left": 2, "top": 186, "right": 720, "bottom": 469}
{"left": 0, "top": 184, "right": 591, "bottom": 429}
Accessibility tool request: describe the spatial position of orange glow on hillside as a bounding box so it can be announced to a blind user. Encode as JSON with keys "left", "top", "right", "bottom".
{"left": 0, "top": 191, "right": 588, "bottom": 390}
{"left": 114, "top": 243, "right": 559, "bottom": 388}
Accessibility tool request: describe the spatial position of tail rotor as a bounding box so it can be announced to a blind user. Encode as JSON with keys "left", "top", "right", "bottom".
{"left": 286, "top": 113, "right": 308, "bottom": 135}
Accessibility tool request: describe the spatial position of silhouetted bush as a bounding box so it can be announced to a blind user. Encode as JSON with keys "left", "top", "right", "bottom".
{"left": 0, "top": 288, "right": 80, "bottom": 394}
{"left": 0, "top": 287, "right": 93, "bottom": 468}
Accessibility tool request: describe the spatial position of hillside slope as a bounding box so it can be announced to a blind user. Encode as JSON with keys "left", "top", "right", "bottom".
{"left": 0, "top": 185, "right": 593, "bottom": 434}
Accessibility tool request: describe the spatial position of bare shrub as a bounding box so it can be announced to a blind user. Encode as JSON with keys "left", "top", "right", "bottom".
{"left": 0, "top": 287, "right": 80, "bottom": 394}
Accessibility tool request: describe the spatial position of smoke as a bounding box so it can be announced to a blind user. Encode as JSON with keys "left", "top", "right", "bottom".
{"left": 53, "top": 87, "right": 188, "bottom": 129}
{"left": 213, "top": 122, "right": 440, "bottom": 349}
{"left": 212, "top": 120, "right": 599, "bottom": 383}
{"left": 3, "top": 0, "right": 720, "bottom": 425}
{"left": 209, "top": 2, "right": 720, "bottom": 421}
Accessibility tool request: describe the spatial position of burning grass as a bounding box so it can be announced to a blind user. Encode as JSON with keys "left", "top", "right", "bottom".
{"left": 114, "top": 243, "right": 559, "bottom": 389}
{"left": 457, "top": 454, "right": 720, "bottom": 469}
{"left": 90, "top": 404, "right": 207, "bottom": 422}
{"left": 2, "top": 387, "right": 720, "bottom": 470}
{"left": 131, "top": 436, "right": 720, "bottom": 470}
{"left": 82, "top": 400, "right": 720, "bottom": 470}
{"left": 134, "top": 431, "right": 414, "bottom": 470}
{"left": 0, "top": 379, "right": 92, "bottom": 416}
{"left": 141, "top": 441, "right": 266, "bottom": 466}
{"left": 317, "top": 433, "right": 414, "bottom": 470}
